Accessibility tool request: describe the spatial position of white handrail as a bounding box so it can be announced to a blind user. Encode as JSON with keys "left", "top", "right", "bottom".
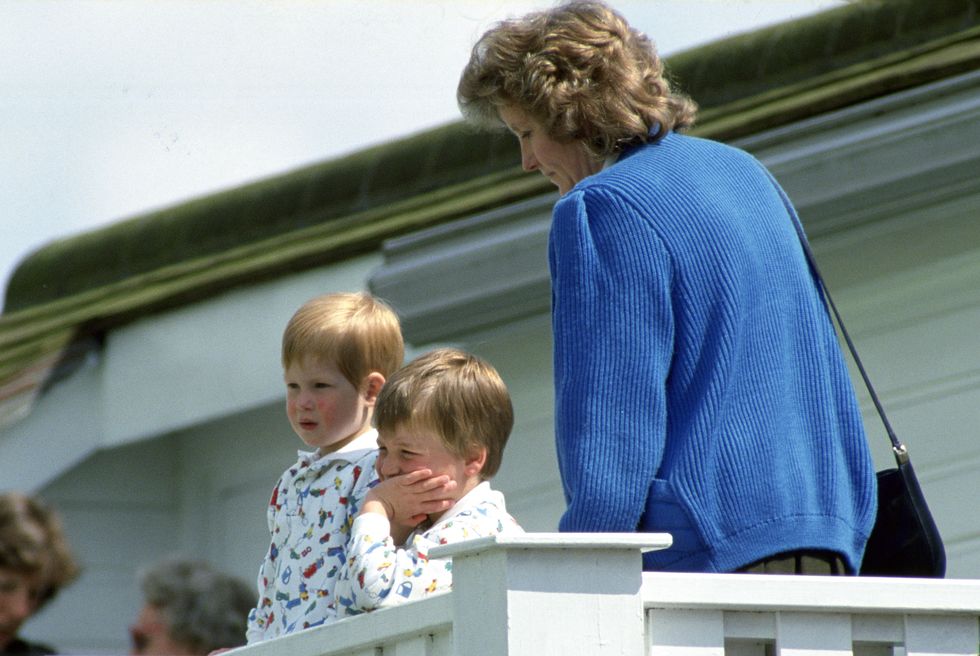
{"left": 223, "top": 535, "right": 979, "bottom": 656}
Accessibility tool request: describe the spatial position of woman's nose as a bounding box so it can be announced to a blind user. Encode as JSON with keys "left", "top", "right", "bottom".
{"left": 520, "top": 144, "right": 538, "bottom": 172}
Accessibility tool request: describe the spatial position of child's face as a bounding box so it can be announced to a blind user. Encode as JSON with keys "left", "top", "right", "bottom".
{"left": 376, "top": 424, "right": 481, "bottom": 502}
{"left": 284, "top": 356, "right": 377, "bottom": 453}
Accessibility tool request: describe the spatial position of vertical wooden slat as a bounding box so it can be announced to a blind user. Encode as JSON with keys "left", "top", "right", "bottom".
{"left": 429, "top": 630, "right": 453, "bottom": 656}
{"left": 852, "top": 646, "right": 894, "bottom": 656}
{"left": 775, "top": 612, "right": 852, "bottom": 656}
{"left": 348, "top": 648, "right": 381, "bottom": 656}
{"left": 726, "top": 640, "right": 771, "bottom": 656}
{"left": 647, "top": 608, "right": 725, "bottom": 655}
{"left": 386, "top": 635, "right": 429, "bottom": 656}
{"left": 905, "top": 615, "right": 979, "bottom": 656}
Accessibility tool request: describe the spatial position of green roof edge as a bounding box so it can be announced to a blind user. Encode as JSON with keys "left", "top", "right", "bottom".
{"left": 3, "top": 0, "right": 978, "bottom": 319}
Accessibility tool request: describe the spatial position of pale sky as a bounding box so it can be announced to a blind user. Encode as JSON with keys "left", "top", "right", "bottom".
{"left": 0, "top": 0, "right": 844, "bottom": 311}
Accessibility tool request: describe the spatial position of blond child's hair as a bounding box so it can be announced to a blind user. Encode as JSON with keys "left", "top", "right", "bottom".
{"left": 282, "top": 292, "right": 404, "bottom": 385}
{"left": 374, "top": 348, "right": 513, "bottom": 479}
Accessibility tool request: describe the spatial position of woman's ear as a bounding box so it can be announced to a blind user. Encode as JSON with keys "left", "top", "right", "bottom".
{"left": 464, "top": 447, "right": 488, "bottom": 478}
{"left": 362, "top": 372, "right": 385, "bottom": 405}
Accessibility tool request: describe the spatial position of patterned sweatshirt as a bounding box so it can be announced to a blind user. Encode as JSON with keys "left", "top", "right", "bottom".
{"left": 333, "top": 481, "right": 523, "bottom": 615}
{"left": 245, "top": 430, "right": 379, "bottom": 644}
{"left": 550, "top": 132, "right": 877, "bottom": 573}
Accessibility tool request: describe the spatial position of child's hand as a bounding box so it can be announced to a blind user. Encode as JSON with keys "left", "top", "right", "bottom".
{"left": 363, "top": 469, "right": 457, "bottom": 527}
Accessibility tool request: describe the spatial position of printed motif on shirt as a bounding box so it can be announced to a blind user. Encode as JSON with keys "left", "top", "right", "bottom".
{"left": 247, "top": 446, "right": 378, "bottom": 641}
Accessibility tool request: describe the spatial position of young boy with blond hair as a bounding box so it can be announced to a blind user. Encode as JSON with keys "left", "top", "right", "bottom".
{"left": 245, "top": 292, "right": 407, "bottom": 643}
{"left": 334, "top": 347, "right": 524, "bottom": 615}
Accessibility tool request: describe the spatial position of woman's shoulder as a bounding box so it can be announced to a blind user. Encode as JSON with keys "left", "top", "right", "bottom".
{"left": 618, "top": 132, "right": 751, "bottom": 172}
{"left": 570, "top": 132, "right": 764, "bottom": 206}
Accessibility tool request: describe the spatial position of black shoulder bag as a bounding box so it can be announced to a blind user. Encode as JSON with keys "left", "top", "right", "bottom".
{"left": 792, "top": 219, "right": 946, "bottom": 578}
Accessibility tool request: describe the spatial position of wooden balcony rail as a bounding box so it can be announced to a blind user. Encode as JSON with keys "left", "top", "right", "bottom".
{"left": 226, "top": 533, "right": 979, "bottom": 656}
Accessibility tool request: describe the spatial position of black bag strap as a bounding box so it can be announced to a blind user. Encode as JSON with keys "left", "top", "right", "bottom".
{"left": 787, "top": 216, "right": 909, "bottom": 467}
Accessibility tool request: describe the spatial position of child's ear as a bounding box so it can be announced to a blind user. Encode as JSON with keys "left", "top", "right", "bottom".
{"left": 464, "top": 447, "right": 488, "bottom": 478}
{"left": 362, "top": 372, "right": 385, "bottom": 405}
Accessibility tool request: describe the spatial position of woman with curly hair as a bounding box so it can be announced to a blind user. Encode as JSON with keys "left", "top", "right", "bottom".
{"left": 0, "top": 492, "right": 79, "bottom": 655}
{"left": 458, "top": 1, "right": 876, "bottom": 575}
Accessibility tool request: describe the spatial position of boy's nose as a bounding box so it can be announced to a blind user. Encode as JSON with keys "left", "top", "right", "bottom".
{"left": 379, "top": 458, "right": 400, "bottom": 478}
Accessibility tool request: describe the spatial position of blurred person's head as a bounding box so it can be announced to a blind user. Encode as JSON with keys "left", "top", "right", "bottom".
{"left": 0, "top": 492, "right": 80, "bottom": 653}
{"left": 130, "top": 558, "right": 253, "bottom": 656}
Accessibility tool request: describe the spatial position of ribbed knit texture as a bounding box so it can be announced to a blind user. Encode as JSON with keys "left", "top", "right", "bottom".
{"left": 549, "top": 132, "right": 877, "bottom": 573}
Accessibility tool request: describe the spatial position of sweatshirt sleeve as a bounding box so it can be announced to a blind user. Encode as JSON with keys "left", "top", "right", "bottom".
{"left": 333, "top": 513, "right": 455, "bottom": 615}
{"left": 245, "top": 478, "right": 285, "bottom": 644}
{"left": 549, "top": 187, "right": 674, "bottom": 532}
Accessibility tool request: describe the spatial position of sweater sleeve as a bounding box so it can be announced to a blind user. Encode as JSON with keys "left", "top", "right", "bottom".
{"left": 550, "top": 187, "right": 674, "bottom": 532}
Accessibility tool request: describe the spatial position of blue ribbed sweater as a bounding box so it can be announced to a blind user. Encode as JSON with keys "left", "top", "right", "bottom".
{"left": 549, "top": 132, "right": 877, "bottom": 573}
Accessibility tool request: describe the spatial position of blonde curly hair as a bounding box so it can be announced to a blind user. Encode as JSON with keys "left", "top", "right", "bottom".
{"left": 457, "top": 1, "right": 697, "bottom": 159}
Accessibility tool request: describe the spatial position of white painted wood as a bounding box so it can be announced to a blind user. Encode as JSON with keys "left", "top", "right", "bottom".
{"left": 232, "top": 595, "right": 452, "bottom": 656}
{"left": 641, "top": 573, "right": 980, "bottom": 615}
{"left": 852, "top": 614, "right": 904, "bottom": 645}
{"left": 774, "top": 612, "right": 851, "bottom": 656}
{"left": 430, "top": 532, "right": 672, "bottom": 558}
{"left": 725, "top": 611, "right": 777, "bottom": 640}
{"left": 852, "top": 646, "right": 894, "bottom": 656}
{"left": 154, "top": 537, "right": 980, "bottom": 656}
{"left": 428, "top": 631, "right": 453, "bottom": 656}
{"left": 647, "top": 608, "right": 725, "bottom": 655}
{"left": 726, "top": 642, "right": 770, "bottom": 656}
{"left": 437, "top": 535, "right": 661, "bottom": 656}
{"left": 904, "top": 615, "right": 979, "bottom": 656}
{"left": 101, "top": 255, "right": 379, "bottom": 446}
{"left": 388, "top": 635, "right": 429, "bottom": 656}
{"left": 0, "top": 359, "right": 104, "bottom": 491}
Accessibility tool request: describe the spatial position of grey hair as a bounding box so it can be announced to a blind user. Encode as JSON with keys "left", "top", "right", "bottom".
{"left": 138, "top": 558, "right": 254, "bottom": 654}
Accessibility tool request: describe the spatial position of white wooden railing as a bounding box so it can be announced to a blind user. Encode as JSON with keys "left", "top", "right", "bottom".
{"left": 229, "top": 534, "right": 980, "bottom": 656}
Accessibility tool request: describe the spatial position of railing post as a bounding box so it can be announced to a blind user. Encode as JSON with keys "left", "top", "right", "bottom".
{"left": 430, "top": 532, "right": 671, "bottom": 656}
